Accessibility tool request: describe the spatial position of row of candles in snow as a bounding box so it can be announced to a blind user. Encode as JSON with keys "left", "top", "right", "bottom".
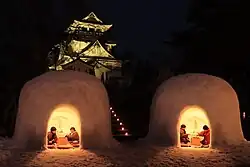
{"left": 110, "top": 107, "right": 129, "bottom": 136}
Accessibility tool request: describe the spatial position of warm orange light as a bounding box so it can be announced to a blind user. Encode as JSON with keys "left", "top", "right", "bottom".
{"left": 177, "top": 106, "right": 211, "bottom": 149}
{"left": 46, "top": 104, "right": 81, "bottom": 148}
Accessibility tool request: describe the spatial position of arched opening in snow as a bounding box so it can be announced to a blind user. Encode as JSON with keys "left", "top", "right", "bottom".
{"left": 177, "top": 106, "right": 211, "bottom": 149}
{"left": 45, "top": 104, "right": 81, "bottom": 149}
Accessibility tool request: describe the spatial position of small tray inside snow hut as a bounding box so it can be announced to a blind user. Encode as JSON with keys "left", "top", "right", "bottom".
{"left": 47, "top": 137, "right": 80, "bottom": 149}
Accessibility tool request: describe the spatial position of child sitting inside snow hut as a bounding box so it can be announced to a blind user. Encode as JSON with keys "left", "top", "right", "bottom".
{"left": 47, "top": 126, "right": 58, "bottom": 145}
{"left": 180, "top": 124, "right": 190, "bottom": 144}
{"left": 198, "top": 125, "right": 210, "bottom": 147}
{"left": 65, "top": 127, "right": 79, "bottom": 145}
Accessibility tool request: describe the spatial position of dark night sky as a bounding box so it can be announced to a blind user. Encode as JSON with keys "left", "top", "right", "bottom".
{"left": 91, "top": 0, "right": 189, "bottom": 56}
{"left": 52, "top": 0, "right": 189, "bottom": 57}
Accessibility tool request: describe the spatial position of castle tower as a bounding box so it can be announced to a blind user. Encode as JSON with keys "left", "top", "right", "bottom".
{"left": 48, "top": 12, "right": 122, "bottom": 83}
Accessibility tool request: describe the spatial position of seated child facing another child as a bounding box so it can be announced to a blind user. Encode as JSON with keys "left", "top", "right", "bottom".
{"left": 47, "top": 126, "right": 58, "bottom": 145}
{"left": 198, "top": 125, "right": 210, "bottom": 147}
{"left": 180, "top": 124, "right": 190, "bottom": 144}
{"left": 65, "top": 127, "right": 80, "bottom": 144}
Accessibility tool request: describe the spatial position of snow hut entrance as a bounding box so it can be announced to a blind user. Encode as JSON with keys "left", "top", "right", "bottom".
{"left": 177, "top": 106, "right": 211, "bottom": 149}
{"left": 46, "top": 105, "right": 81, "bottom": 149}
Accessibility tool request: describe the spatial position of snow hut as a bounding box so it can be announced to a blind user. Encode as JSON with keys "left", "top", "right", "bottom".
{"left": 14, "top": 71, "right": 116, "bottom": 149}
{"left": 147, "top": 73, "right": 245, "bottom": 148}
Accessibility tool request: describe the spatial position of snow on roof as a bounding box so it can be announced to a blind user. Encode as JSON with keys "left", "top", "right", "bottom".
{"left": 82, "top": 12, "right": 103, "bottom": 24}
{"left": 66, "top": 12, "right": 112, "bottom": 33}
{"left": 79, "top": 40, "right": 114, "bottom": 59}
{"left": 69, "top": 40, "right": 91, "bottom": 53}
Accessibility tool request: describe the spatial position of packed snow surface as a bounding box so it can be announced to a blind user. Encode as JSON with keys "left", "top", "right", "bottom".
{"left": 1, "top": 138, "right": 250, "bottom": 167}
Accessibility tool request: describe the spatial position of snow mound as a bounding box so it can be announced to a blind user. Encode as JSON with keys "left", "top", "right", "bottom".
{"left": 147, "top": 73, "right": 245, "bottom": 146}
{"left": 13, "top": 71, "right": 117, "bottom": 149}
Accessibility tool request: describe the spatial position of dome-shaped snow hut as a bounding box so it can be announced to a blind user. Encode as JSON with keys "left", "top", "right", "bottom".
{"left": 14, "top": 71, "right": 116, "bottom": 149}
{"left": 147, "top": 73, "right": 244, "bottom": 148}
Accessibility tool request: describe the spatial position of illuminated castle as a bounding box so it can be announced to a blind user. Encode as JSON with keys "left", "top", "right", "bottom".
{"left": 48, "top": 12, "right": 122, "bottom": 82}
{"left": 47, "top": 12, "right": 130, "bottom": 137}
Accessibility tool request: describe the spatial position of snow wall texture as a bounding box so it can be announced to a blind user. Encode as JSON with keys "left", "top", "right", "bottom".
{"left": 147, "top": 73, "right": 245, "bottom": 147}
{"left": 14, "top": 71, "right": 116, "bottom": 149}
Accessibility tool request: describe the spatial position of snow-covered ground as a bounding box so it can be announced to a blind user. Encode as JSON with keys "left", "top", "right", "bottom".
{"left": 1, "top": 138, "right": 250, "bottom": 167}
